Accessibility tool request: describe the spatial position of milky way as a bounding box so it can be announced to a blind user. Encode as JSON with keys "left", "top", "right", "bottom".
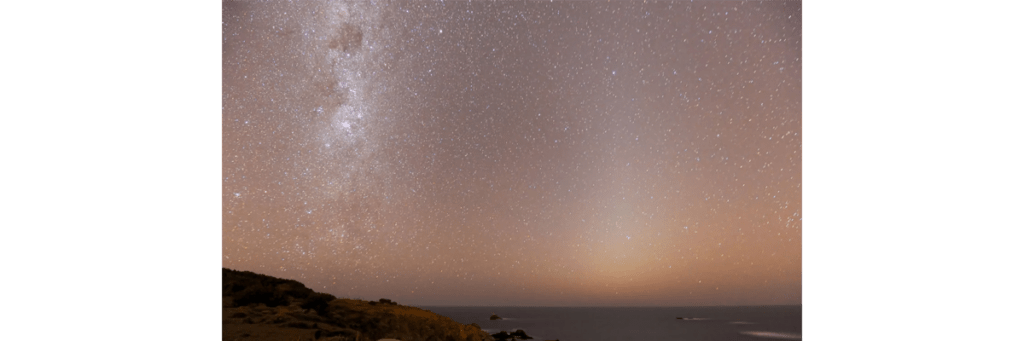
{"left": 223, "top": 0, "right": 801, "bottom": 306}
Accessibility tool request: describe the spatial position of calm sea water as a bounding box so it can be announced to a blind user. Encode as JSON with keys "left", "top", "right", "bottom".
{"left": 421, "top": 306, "right": 801, "bottom": 341}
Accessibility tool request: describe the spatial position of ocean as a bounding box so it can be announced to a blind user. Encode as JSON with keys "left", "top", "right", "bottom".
{"left": 421, "top": 306, "right": 801, "bottom": 341}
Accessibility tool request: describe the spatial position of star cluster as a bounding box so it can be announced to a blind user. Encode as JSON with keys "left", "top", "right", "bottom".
{"left": 223, "top": 0, "right": 801, "bottom": 306}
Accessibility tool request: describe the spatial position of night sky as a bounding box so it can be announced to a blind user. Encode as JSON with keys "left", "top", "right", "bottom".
{"left": 222, "top": 0, "right": 801, "bottom": 306}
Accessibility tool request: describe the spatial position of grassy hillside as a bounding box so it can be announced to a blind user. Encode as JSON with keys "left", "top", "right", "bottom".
{"left": 223, "top": 268, "right": 494, "bottom": 341}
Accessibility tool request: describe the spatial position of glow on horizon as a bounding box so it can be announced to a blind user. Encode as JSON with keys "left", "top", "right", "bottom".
{"left": 223, "top": 0, "right": 801, "bottom": 307}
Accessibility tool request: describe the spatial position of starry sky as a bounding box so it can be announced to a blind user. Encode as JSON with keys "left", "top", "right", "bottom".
{"left": 223, "top": 0, "right": 801, "bottom": 307}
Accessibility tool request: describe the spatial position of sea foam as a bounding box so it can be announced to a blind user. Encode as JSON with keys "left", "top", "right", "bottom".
{"left": 738, "top": 331, "right": 802, "bottom": 340}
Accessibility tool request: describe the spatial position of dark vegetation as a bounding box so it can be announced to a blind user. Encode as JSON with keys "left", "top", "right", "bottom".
{"left": 302, "top": 292, "right": 338, "bottom": 316}
{"left": 369, "top": 298, "right": 399, "bottom": 306}
{"left": 223, "top": 268, "right": 316, "bottom": 308}
{"left": 222, "top": 268, "right": 494, "bottom": 341}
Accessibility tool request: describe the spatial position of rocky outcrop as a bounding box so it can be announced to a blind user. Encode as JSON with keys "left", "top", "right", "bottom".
{"left": 223, "top": 268, "right": 494, "bottom": 341}
{"left": 489, "top": 314, "right": 502, "bottom": 321}
{"left": 491, "top": 330, "right": 532, "bottom": 341}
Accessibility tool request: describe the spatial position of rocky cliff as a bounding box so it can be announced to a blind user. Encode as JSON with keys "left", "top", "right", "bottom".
{"left": 223, "top": 268, "right": 494, "bottom": 341}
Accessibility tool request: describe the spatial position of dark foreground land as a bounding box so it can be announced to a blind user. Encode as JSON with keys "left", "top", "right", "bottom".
{"left": 223, "top": 268, "right": 494, "bottom": 341}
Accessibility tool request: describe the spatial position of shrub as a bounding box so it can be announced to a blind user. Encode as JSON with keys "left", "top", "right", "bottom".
{"left": 232, "top": 283, "right": 288, "bottom": 307}
{"left": 302, "top": 292, "right": 337, "bottom": 316}
{"left": 277, "top": 282, "right": 315, "bottom": 300}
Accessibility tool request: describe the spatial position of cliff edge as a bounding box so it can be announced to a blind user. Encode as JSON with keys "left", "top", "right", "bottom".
{"left": 223, "top": 268, "right": 494, "bottom": 341}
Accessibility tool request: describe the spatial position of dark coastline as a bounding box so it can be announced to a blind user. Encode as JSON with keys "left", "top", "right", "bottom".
{"left": 222, "top": 268, "right": 494, "bottom": 341}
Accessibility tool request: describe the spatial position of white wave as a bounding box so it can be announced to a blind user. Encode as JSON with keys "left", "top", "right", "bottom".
{"left": 738, "top": 331, "right": 801, "bottom": 340}
{"left": 729, "top": 321, "right": 756, "bottom": 325}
